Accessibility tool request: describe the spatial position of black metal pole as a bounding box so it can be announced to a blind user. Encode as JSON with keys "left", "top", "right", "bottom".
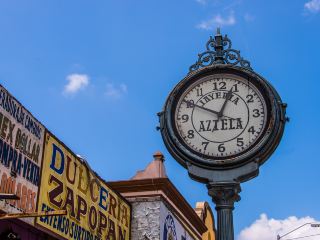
{"left": 214, "top": 27, "right": 225, "bottom": 64}
{"left": 207, "top": 182, "right": 241, "bottom": 240}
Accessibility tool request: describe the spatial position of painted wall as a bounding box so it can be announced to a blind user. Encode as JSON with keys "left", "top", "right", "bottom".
{"left": 129, "top": 197, "right": 200, "bottom": 240}
{"left": 160, "top": 202, "right": 196, "bottom": 240}
{"left": 130, "top": 199, "right": 161, "bottom": 239}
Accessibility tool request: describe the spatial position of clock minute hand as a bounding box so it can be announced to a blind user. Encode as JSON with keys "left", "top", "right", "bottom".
{"left": 183, "top": 100, "right": 220, "bottom": 116}
{"left": 183, "top": 100, "right": 237, "bottom": 120}
{"left": 218, "top": 88, "right": 233, "bottom": 118}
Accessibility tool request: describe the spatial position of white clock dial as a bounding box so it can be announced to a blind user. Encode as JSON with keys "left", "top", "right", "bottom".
{"left": 175, "top": 74, "right": 267, "bottom": 158}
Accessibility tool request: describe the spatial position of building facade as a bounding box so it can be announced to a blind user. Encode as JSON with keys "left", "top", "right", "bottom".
{"left": 109, "top": 152, "right": 216, "bottom": 240}
{"left": 0, "top": 84, "right": 216, "bottom": 240}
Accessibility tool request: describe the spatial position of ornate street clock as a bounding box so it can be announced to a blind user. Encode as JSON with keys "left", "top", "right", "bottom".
{"left": 161, "top": 64, "right": 286, "bottom": 170}
{"left": 158, "top": 29, "right": 288, "bottom": 240}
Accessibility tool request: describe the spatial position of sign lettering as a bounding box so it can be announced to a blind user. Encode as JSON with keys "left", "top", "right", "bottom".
{"left": 36, "top": 133, "right": 131, "bottom": 240}
{"left": 0, "top": 85, "right": 44, "bottom": 225}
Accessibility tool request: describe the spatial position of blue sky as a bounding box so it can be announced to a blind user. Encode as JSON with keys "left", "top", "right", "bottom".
{"left": 1, "top": 0, "right": 320, "bottom": 239}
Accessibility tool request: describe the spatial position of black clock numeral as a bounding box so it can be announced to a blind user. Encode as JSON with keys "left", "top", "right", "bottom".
{"left": 237, "top": 138, "right": 244, "bottom": 147}
{"left": 187, "top": 130, "right": 194, "bottom": 139}
{"left": 246, "top": 94, "right": 254, "bottom": 103}
{"left": 253, "top": 109, "right": 260, "bottom": 117}
{"left": 202, "top": 142, "right": 209, "bottom": 151}
{"left": 178, "top": 114, "right": 189, "bottom": 123}
{"left": 248, "top": 126, "right": 255, "bottom": 134}
{"left": 220, "top": 82, "right": 226, "bottom": 90}
{"left": 196, "top": 88, "right": 203, "bottom": 96}
{"left": 213, "top": 81, "right": 226, "bottom": 90}
{"left": 186, "top": 100, "right": 194, "bottom": 108}
{"left": 218, "top": 143, "right": 225, "bottom": 152}
{"left": 232, "top": 84, "right": 239, "bottom": 92}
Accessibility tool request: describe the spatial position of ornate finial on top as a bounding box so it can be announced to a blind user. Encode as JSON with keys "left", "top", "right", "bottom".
{"left": 189, "top": 28, "right": 252, "bottom": 72}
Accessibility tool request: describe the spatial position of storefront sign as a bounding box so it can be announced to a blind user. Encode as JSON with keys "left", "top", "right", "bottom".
{"left": 0, "top": 85, "right": 45, "bottom": 225}
{"left": 36, "top": 133, "right": 131, "bottom": 240}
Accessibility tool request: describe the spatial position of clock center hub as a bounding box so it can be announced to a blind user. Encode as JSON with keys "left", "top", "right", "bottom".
{"left": 191, "top": 90, "right": 250, "bottom": 143}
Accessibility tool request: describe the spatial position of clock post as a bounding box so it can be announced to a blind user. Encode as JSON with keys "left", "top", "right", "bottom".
{"left": 207, "top": 182, "right": 240, "bottom": 240}
{"left": 158, "top": 28, "right": 288, "bottom": 240}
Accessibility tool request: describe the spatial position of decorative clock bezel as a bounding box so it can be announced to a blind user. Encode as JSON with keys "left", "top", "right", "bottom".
{"left": 159, "top": 64, "right": 286, "bottom": 170}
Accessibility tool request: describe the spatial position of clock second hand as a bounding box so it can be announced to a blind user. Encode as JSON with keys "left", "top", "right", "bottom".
{"left": 182, "top": 100, "right": 237, "bottom": 120}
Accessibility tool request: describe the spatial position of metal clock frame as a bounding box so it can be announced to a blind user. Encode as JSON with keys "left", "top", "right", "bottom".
{"left": 159, "top": 64, "right": 286, "bottom": 175}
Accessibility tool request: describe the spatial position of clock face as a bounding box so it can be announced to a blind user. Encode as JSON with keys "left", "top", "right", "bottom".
{"left": 174, "top": 73, "right": 268, "bottom": 159}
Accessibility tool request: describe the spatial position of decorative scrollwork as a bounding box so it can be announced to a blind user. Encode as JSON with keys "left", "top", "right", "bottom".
{"left": 206, "top": 36, "right": 216, "bottom": 51}
{"left": 189, "top": 29, "right": 252, "bottom": 72}
{"left": 189, "top": 51, "right": 216, "bottom": 71}
{"left": 222, "top": 35, "right": 232, "bottom": 49}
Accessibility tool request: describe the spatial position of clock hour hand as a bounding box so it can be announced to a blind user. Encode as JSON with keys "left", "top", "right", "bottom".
{"left": 218, "top": 88, "right": 233, "bottom": 118}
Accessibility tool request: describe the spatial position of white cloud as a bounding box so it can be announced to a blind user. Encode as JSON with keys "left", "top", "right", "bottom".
{"left": 105, "top": 83, "right": 128, "bottom": 99}
{"left": 64, "top": 73, "right": 89, "bottom": 95}
{"left": 238, "top": 214, "right": 320, "bottom": 240}
{"left": 304, "top": 0, "right": 320, "bottom": 13}
{"left": 197, "top": 12, "right": 236, "bottom": 30}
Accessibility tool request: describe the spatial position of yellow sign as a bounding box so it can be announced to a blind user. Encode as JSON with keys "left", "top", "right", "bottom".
{"left": 36, "top": 132, "right": 131, "bottom": 240}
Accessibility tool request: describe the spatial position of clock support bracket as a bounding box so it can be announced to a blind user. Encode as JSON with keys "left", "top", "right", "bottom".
{"left": 186, "top": 161, "right": 259, "bottom": 183}
{"left": 186, "top": 161, "right": 260, "bottom": 240}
